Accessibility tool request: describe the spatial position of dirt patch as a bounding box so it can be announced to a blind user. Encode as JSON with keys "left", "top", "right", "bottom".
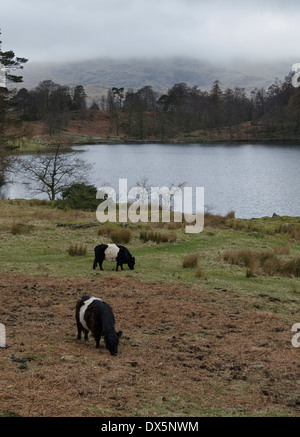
{"left": 0, "top": 273, "right": 299, "bottom": 417}
{"left": 25, "top": 111, "right": 123, "bottom": 139}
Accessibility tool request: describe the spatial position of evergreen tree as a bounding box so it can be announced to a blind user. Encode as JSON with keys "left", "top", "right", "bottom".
{"left": 0, "top": 30, "right": 27, "bottom": 187}
{"left": 72, "top": 85, "right": 87, "bottom": 111}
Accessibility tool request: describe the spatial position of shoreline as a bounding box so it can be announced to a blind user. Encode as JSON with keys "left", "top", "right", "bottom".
{"left": 58, "top": 136, "right": 300, "bottom": 147}
{"left": 16, "top": 129, "right": 300, "bottom": 149}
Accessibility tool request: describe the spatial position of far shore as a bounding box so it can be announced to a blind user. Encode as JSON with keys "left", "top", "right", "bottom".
{"left": 16, "top": 135, "right": 300, "bottom": 154}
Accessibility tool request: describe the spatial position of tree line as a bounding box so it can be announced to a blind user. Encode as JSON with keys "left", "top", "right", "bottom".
{"left": 104, "top": 75, "right": 300, "bottom": 140}
{"left": 12, "top": 81, "right": 87, "bottom": 135}
{"left": 12, "top": 72, "right": 300, "bottom": 140}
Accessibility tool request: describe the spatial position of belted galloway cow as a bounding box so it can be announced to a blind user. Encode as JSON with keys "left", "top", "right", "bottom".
{"left": 93, "top": 244, "right": 135, "bottom": 271}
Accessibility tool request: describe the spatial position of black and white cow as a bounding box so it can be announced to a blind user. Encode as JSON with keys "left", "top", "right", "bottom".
{"left": 75, "top": 295, "right": 122, "bottom": 356}
{"left": 93, "top": 244, "right": 135, "bottom": 271}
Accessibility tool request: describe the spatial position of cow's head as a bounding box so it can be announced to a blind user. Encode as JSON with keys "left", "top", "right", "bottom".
{"left": 105, "top": 330, "right": 123, "bottom": 355}
{"left": 128, "top": 256, "right": 135, "bottom": 270}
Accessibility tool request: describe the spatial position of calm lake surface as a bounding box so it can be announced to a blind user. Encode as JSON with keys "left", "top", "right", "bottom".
{"left": 3, "top": 143, "right": 300, "bottom": 219}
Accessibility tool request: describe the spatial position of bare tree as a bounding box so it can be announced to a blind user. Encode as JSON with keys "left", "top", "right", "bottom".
{"left": 20, "top": 140, "right": 93, "bottom": 200}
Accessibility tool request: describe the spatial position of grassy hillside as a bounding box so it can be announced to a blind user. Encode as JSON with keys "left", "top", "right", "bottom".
{"left": 0, "top": 200, "right": 299, "bottom": 417}
{"left": 0, "top": 199, "right": 299, "bottom": 306}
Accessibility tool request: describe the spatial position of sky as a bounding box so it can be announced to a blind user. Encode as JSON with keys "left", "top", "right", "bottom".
{"left": 1, "top": 0, "right": 300, "bottom": 63}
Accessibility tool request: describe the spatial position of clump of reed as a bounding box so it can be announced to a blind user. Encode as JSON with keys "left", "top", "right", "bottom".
{"left": 275, "top": 223, "right": 300, "bottom": 241}
{"left": 10, "top": 223, "right": 33, "bottom": 235}
{"left": 167, "top": 222, "right": 185, "bottom": 230}
{"left": 139, "top": 229, "right": 177, "bottom": 243}
{"left": 230, "top": 220, "right": 263, "bottom": 233}
{"left": 110, "top": 228, "right": 132, "bottom": 244}
{"left": 205, "top": 211, "right": 235, "bottom": 228}
{"left": 97, "top": 224, "right": 114, "bottom": 237}
{"left": 224, "top": 248, "right": 300, "bottom": 277}
{"left": 68, "top": 243, "right": 87, "bottom": 256}
{"left": 273, "top": 245, "right": 290, "bottom": 255}
{"left": 182, "top": 253, "right": 200, "bottom": 269}
{"left": 182, "top": 252, "right": 208, "bottom": 279}
{"left": 97, "top": 224, "right": 132, "bottom": 244}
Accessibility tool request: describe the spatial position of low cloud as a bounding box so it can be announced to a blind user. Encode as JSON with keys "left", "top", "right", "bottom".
{"left": 1, "top": 0, "right": 300, "bottom": 62}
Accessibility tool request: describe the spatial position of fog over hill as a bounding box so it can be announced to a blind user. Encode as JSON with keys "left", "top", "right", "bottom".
{"left": 19, "top": 57, "right": 294, "bottom": 105}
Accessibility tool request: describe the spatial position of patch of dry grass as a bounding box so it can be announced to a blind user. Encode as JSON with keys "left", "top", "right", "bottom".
{"left": 275, "top": 223, "right": 300, "bottom": 241}
{"left": 205, "top": 211, "right": 235, "bottom": 228}
{"left": 67, "top": 243, "right": 87, "bottom": 256}
{"left": 273, "top": 245, "right": 290, "bottom": 255}
{"left": 182, "top": 252, "right": 199, "bottom": 269}
{"left": 139, "top": 229, "right": 177, "bottom": 243}
{"left": 10, "top": 223, "right": 33, "bottom": 235}
{"left": 224, "top": 248, "right": 300, "bottom": 277}
{"left": 110, "top": 228, "right": 132, "bottom": 244}
{"left": 97, "top": 225, "right": 132, "bottom": 244}
{"left": 97, "top": 224, "right": 114, "bottom": 237}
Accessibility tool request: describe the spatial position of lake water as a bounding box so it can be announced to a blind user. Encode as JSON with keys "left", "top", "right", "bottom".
{"left": 3, "top": 143, "right": 300, "bottom": 219}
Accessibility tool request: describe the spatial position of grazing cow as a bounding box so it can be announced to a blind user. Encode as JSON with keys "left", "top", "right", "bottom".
{"left": 93, "top": 244, "right": 135, "bottom": 271}
{"left": 75, "top": 295, "right": 122, "bottom": 356}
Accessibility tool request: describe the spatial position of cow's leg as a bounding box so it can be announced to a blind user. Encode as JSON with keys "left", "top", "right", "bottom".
{"left": 99, "top": 254, "right": 105, "bottom": 270}
{"left": 77, "top": 322, "right": 83, "bottom": 340}
{"left": 95, "top": 333, "right": 101, "bottom": 348}
{"left": 98, "top": 253, "right": 105, "bottom": 270}
{"left": 93, "top": 257, "right": 97, "bottom": 270}
{"left": 95, "top": 252, "right": 105, "bottom": 270}
{"left": 84, "top": 329, "right": 89, "bottom": 341}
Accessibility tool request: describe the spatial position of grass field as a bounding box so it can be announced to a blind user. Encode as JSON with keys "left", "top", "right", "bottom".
{"left": 1, "top": 199, "right": 299, "bottom": 301}
{"left": 0, "top": 199, "right": 299, "bottom": 417}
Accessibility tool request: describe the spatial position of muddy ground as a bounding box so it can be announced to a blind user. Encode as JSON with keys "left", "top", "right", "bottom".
{"left": 0, "top": 273, "right": 299, "bottom": 417}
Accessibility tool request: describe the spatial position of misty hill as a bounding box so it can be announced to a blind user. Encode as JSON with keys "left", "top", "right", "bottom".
{"left": 19, "top": 57, "right": 293, "bottom": 105}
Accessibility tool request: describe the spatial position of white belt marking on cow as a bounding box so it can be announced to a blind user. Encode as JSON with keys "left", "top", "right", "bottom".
{"left": 104, "top": 244, "right": 119, "bottom": 262}
{"left": 79, "top": 297, "right": 103, "bottom": 331}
